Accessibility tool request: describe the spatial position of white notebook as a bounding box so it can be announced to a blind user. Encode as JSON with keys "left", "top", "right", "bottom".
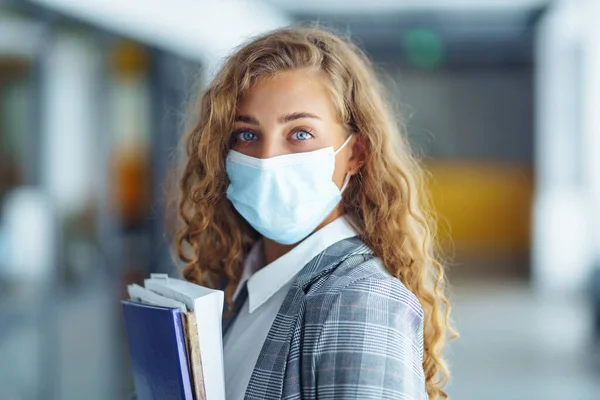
{"left": 127, "top": 283, "right": 187, "bottom": 312}
{"left": 129, "top": 274, "right": 226, "bottom": 400}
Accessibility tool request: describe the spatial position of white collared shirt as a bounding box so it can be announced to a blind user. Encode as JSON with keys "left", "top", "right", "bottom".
{"left": 222, "top": 215, "right": 359, "bottom": 400}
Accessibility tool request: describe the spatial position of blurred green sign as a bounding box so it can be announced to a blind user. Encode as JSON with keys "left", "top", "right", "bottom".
{"left": 402, "top": 28, "right": 445, "bottom": 69}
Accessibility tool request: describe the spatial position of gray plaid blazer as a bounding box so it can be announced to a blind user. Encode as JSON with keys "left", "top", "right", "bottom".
{"left": 222, "top": 237, "right": 428, "bottom": 400}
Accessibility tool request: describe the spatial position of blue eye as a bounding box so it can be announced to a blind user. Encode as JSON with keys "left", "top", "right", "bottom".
{"left": 291, "top": 130, "right": 314, "bottom": 141}
{"left": 235, "top": 131, "right": 257, "bottom": 142}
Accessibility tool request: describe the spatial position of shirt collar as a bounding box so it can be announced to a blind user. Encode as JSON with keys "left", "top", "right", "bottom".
{"left": 237, "top": 215, "right": 359, "bottom": 313}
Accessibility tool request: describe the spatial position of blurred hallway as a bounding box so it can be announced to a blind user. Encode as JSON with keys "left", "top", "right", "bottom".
{"left": 2, "top": 0, "right": 600, "bottom": 399}
{"left": 449, "top": 278, "right": 600, "bottom": 400}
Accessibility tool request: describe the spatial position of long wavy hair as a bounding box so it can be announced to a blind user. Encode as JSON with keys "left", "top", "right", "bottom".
{"left": 176, "top": 26, "right": 455, "bottom": 399}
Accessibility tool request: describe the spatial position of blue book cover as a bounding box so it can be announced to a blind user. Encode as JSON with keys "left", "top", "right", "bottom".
{"left": 122, "top": 300, "right": 193, "bottom": 400}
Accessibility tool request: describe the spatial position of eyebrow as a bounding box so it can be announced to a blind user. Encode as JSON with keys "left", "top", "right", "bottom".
{"left": 234, "top": 115, "right": 259, "bottom": 125}
{"left": 279, "top": 112, "right": 321, "bottom": 123}
{"left": 234, "top": 112, "right": 321, "bottom": 125}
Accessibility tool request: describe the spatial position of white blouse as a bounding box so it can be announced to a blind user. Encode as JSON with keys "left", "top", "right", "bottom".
{"left": 222, "top": 216, "right": 359, "bottom": 400}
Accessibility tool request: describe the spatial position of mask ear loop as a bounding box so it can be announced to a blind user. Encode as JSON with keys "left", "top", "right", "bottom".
{"left": 340, "top": 173, "right": 352, "bottom": 193}
{"left": 334, "top": 133, "right": 354, "bottom": 155}
{"left": 335, "top": 133, "right": 355, "bottom": 193}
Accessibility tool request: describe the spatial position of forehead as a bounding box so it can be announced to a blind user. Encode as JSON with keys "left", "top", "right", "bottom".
{"left": 237, "top": 69, "right": 339, "bottom": 120}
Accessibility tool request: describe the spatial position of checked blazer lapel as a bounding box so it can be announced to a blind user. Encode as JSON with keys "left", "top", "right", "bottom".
{"left": 243, "top": 237, "right": 373, "bottom": 400}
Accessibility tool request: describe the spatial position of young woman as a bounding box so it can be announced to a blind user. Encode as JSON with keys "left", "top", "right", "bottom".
{"left": 176, "top": 27, "right": 454, "bottom": 400}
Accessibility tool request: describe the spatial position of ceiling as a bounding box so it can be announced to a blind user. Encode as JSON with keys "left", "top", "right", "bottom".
{"left": 265, "top": 0, "right": 550, "bottom": 15}
{"left": 11, "top": 0, "right": 551, "bottom": 68}
{"left": 274, "top": 0, "right": 551, "bottom": 66}
{"left": 23, "top": 0, "right": 290, "bottom": 71}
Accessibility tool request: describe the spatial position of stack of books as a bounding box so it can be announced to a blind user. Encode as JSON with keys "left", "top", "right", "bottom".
{"left": 122, "top": 274, "right": 225, "bottom": 400}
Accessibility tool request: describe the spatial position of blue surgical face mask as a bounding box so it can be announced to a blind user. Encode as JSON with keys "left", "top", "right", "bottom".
{"left": 225, "top": 134, "right": 354, "bottom": 245}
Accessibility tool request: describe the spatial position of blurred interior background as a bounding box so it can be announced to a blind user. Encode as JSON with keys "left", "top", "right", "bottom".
{"left": 1, "top": 0, "right": 599, "bottom": 399}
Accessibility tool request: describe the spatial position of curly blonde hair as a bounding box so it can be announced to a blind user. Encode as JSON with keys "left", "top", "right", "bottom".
{"left": 176, "top": 26, "right": 456, "bottom": 399}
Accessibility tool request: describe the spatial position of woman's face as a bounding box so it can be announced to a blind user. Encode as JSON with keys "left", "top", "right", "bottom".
{"left": 231, "top": 68, "right": 361, "bottom": 189}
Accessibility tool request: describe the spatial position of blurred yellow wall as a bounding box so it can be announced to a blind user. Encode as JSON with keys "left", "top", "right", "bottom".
{"left": 426, "top": 161, "right": 533, "bottom": 258}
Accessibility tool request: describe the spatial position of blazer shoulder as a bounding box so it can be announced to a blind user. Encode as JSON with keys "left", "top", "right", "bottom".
{"left": 300, "top": 257, "right": 428, "bottom": 400}
{"left": 305, "top": 255, "right": 424, "bottom": 322}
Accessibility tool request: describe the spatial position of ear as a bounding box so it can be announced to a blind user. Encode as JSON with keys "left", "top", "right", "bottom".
{"left": 347, "top": 133, "right": 367, "bottom": 175}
